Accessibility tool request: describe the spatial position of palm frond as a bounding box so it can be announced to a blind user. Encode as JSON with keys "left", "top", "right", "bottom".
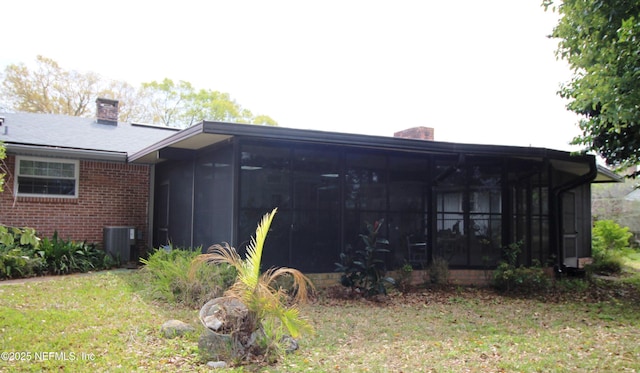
{"left": 261, "top": 267, "right": 315, "bottom": 305}
{"left": 243, "top": 208, "right": 277, "bottom": 291}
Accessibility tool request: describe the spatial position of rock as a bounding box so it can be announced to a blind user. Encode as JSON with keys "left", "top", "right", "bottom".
{"left": 160, "top": 319, "right": 195, "bottom": 338}
{"left": 198, "top": 328, "right": 241, "bottom": 361}
{"left": 281, "top": 335, "right": 299, "bottom": 353}
{"left": 199, "top": 296, "right": 251, "bottom": 335}
{"left": 206, "top": 360, "right": 228, "bottom": 369}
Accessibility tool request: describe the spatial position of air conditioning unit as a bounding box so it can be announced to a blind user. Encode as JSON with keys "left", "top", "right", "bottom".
{"left": 103, "top": 226, "right": 136, "bottom": 264}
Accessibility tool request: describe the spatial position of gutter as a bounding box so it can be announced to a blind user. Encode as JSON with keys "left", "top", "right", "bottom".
{"left": 5, "top": 143, "right": 128, "bottom": 163}
{"left": 550, "top": 155, "right": 597, "bottom": 275}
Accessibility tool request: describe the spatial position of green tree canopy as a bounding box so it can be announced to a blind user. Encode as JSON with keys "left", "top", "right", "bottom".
{"left": 545, "top": 0, "right": 640, "bottom": 173}
{"left": 138, "top": 78, "right": 277, "bottom": 128}
{"left": 1, "top": 56, "right": 277, "bottom": 128}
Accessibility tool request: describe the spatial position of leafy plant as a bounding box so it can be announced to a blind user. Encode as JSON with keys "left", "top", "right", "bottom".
{"left": 493, "top": 241, "right": 550, "bottom": 292}
{"left": 394, "top": 263, "right": 414, "bottom": 292}
{"left": 335, "top": 218, "right": 395, "bottom": 296}
{"left": 0, "top": 226, "right": 44, "bottom": 279}
{"left": 0, "top": 225, "right": 40, "bottom": 250}
{"left": 428, "top": 256, "right": 450, "bottom": 285}
{"left": 139, "top": 245, "right": 236, "bottom": 308}
{"left": 593, "top": 220, "right": 632, "bottom": 253}
{"left": 587, "top": 220, "right": 632, "bottom": 276}
{"left": 197, "top": 208, "right": 314, "bottom": 359}
{"left": 38, "top": 232, "right": 106, "bottom": 275}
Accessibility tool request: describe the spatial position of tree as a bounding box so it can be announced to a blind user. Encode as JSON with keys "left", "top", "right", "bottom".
{"left": 1, "top": 56, "right": 278, "bottom": 128}
{"left": 138, "top": 78, "right": 278, "bottom": 128}
{"left": 544, "top": 1, "right": 640, "bottom": 173}
{"left": 0, "top": 55, "right": 132, "bottom": 119}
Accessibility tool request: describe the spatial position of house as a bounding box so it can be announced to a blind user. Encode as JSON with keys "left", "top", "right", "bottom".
{"left": 129, "top": 121, "right": 620, "bottom": 282}
{"left": 0, "top": 98, "right": 178, "bottom": 261}
{"left": 0, "top": 100, "right": 621, "bottom": 283}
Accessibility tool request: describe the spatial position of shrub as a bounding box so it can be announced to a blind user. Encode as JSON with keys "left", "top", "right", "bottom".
{"left": 428, "top": 257, "right": 450, "bottom": 285}
{"left": 39, "top": 232, "right": 107, "bottom": 275}
{"left": 394, "top": 263, "right": 414, "bottom": 292}
{"left": 0, "top": 226, "right": 43, "bottom": 279}
{"left": 492, "top": 242, "right": 550, "bottom": 293}
{"left": 335, "top": 218, "right": 395, "bottom": 296}
{"left": 592, "top": 220, "right": 632, "bottom": 253}
{"left": 0, "top": 228, "right": 107, "bottom": 279}
{"left": 586, "top": 250, "right": 624, "bottom": 276}
{"left": 140, "top": 246, "right": 236, "bottom": 309}
{"left": 588, "top": 220, "right": 632, "bottom": 276}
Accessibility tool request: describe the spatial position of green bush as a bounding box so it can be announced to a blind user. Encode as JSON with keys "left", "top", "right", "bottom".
{"left": 589, "top": 220, "right": 632, "bottom": 276}
{"left": 139, "top": 246, "right": 236, "bottom": 309}
{"left": 0, "top": 226, "right": 44, "bottom": 279}
{"left": 593, "top": 220, "right": 632, "bottom": 253}
{"left": 0, "top": 228, "right": 107, "bottom": 279}
{"left": 492, "top": 242, "right": 550, "bottom": 293}
{"left": 39, "top": 232, "right": 107, "bottom": 275}
{"left": 335, "top": 219, "right": 395, "bottom": 297}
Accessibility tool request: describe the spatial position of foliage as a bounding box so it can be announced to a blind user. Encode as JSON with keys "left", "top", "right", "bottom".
{"left": 0, "top": 226, "right": 43, "bottom": 279}
{"left": 197, "top": 208, "right": 314, "bottom": 359}
{"left": 139, "top": 245, "right": 236, "bottom": 309}
{"left": 394, "top": 263, "right": 414, "bottom": 292}
{"left": 0, "top": 55, "right": 139, "bottom": 121}
{"left": 138, "top": 78, "right": 278, "bottom": 127}
{"left": 593, "top": 219, "right": 633, "bottom": 253}
{"left": 335, "top": 218, "right": 395, "bottom": 296}
{"left": 492, "top": 241, "right": 550, "bottom": 292}
{"left": 587, "top": 220, "right": 633, "bottom": 276}
{"left": 544, "top": 1, "right": 640, "bottom": 172}
{"left": 428, "top": 256, "right": 450, "bottom": 285}
{"left": 1, "top": 56, "right": 278, "bottom": 128}
{"left": 38, "top": 232, "right": 108, "bottom": 275}
{"left": 0, "top": 227, "right": 110, "bottom": 279}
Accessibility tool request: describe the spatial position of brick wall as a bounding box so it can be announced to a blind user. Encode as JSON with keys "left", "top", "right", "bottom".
{"left": 0, "top": 154, "right": 150, "bottom": 254}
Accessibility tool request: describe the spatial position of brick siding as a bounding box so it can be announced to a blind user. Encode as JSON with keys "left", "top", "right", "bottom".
{"left": 0, "top": 155, "right": 150, "bottom": 255}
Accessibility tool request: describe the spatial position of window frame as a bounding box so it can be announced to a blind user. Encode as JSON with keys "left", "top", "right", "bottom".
{"left": 14, "top": 156, "right": 79, "bottom": 198}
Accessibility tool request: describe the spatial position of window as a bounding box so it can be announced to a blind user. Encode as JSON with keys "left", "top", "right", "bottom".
{"left": 15, "top": 157, "right": 79, "bottom": 197}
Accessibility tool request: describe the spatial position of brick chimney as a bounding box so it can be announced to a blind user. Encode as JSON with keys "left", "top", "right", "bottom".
{"left": 96, "top": 98, "right": 119, "bottom": 125}
{"left": 393, "top": 126, "right": 434, "bottom": 141}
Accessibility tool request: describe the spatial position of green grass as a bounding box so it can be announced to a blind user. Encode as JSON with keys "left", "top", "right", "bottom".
{"left": 0, "top": 270, "right": 211, "bottom": 372}
{"left": 1, "top": 269, "right": 640, "bottom": 372}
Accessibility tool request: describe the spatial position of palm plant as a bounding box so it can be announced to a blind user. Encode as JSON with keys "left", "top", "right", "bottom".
{"left": 197, "top": 208, "right": 314, "bottom": 346}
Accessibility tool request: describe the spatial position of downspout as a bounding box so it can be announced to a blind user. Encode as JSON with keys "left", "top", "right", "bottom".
{"left": 550, "top": 156, "right": 597, "bottom": 276}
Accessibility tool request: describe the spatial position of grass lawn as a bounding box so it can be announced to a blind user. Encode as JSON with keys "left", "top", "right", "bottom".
{"left": 1, "top": 270, "right": 640, "bottom": 372}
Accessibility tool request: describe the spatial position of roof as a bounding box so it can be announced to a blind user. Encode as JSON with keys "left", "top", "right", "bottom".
{"left": 0, "top": 112, "right": 178, "bottom": 162}
{"left": 129, "top": 120, "right": 618, "bottom": 183}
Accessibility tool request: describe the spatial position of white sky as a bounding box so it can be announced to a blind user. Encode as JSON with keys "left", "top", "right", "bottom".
{"left": 2, "top": 0, "right": 582, "bottom": 151}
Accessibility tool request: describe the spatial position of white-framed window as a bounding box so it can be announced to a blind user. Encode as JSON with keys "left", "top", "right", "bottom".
{"left": 15, "top": 156, "right": 79, "bottom": 198}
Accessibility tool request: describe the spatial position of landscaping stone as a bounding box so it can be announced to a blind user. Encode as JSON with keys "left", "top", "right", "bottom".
{"left": 198, "top": 328, "right": 239, "bottom": 361}
{"left": 199, "top": 296, "right": 251, "bottom": 334}
{"left": 206, "top": 360, "right": 228, "bottom": 369}
{"left": 160, "top": 319, "right": 195, "bottom": 338}
{"left": 281, "top": 335, "right": 299, "bottom": 353}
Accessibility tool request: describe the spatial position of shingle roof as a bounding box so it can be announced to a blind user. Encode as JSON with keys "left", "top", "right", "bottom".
{"left": 0, "top": 112, "right": 178, "bottom": 156}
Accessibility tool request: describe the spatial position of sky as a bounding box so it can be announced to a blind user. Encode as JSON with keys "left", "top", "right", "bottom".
{"left": 2, "top": 1, "right": 582, "bottom": 151}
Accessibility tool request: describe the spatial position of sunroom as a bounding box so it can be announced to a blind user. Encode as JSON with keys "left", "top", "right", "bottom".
{"left": 131, "top": 122, "right": 617, "bottom": 275}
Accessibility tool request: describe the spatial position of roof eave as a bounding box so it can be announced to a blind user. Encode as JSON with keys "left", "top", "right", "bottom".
{"left": 5, "top": 143, "right": 128, "bottom": 163}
